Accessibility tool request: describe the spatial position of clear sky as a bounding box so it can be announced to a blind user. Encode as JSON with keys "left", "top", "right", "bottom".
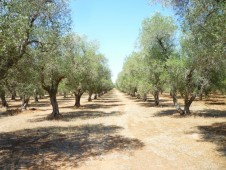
{"left": 69, "top": 0, "right": 175, "bottom": 83}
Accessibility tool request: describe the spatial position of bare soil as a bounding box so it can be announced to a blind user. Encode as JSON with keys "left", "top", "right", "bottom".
{"left": 0, "top": 89, "right": 226, "bottom": 170}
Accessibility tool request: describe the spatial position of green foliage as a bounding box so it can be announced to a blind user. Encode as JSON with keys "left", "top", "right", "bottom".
{"left": 0, "top": 0, "right": 71, "bottom": 81}
{"left": 60, "top": 33, "right": 113, "bottom": 100}
{"left": 140, "top": 12, "right": 177, "bottom": 61}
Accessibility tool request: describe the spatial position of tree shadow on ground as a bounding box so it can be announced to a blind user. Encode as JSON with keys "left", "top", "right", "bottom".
{"left": 154, "top": 109, "right": 226, "bottom": 118}
{"left": 0, "top": 124, "right": 144, "bottom": 169}
{"left": 30, "top": 111, "right": 123, "bottom": 122}
{"left": 95, "top": 100, "right": 121, "bottom": 103}
{"left": 81, "top": 104, "right": 124, "bottom": 109}
{"left": 205, "top": 102, "right": 226, "bottom": 105}
{"left": 138, "top": 102, "right": 173, "bottom": 108}
{"left": 154, "top": 109, "right": 177, "bottom": 117}
{"left": 193, "top": 109, "right": 226, "bottom": 118}
{"left": 0, "top": 109, "right": 22, "bottom": 118}
{"left": 196, "top": 122, "right": 226, "bottom": 156}
{"left": 124, "top": 95, "right": 168, "bottom": 103}
{"left": 59, "top": 104, "right": 124, "bottom": 110}
{"left": 30, "top": 102, "right": 50, "bottom": 108}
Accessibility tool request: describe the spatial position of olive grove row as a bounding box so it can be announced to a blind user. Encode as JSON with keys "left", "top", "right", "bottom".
{"left": 116, "top": 0, "right": 226, "bottom": 115}
{"left": 0, "top": 0, "right": 113, "bottom": 118}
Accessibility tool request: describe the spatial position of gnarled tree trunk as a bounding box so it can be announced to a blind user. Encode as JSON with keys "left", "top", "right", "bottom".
{"left": 34, "top": 90, "right": 39, "bottom": 103}
{"left": 49, "top": 91, "right": 60, "bottom": 117}
{"left": 11, "top": 90, "right": 16, "bottom": 100}
{"left": 88, "top": 92, "right": 92, "bottom": 102}
{"left": 0, "top": 90, "right": 9, "bottom": 110}
{"left": 143, "top": 93, "right": 147, "bottom": 101}
{"left": 171, "top": 91, "right": 184, "bottom": 115}
{"left": 153, "top": 91, "right": 159, "bottom": 106}
{"left": 63, "top": 92, "right": 67, "bottom": 98}
{"left": 41, "top": 74, "right": 64, "bottom": 118}
{"left": 21, "top": 95, "right": 30, "bottom": 110}
{"left": 74, "top": 90, "right": 83, "bottom": 107}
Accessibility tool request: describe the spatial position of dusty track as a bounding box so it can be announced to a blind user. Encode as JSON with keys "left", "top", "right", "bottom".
{"left": 0, "top": 89, "right": 226, "bottom": 169}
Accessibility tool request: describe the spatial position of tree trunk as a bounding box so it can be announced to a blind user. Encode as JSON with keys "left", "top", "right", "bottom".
{"left": 63, "top": 92, "right": 67, "bottom": 98}
{"left": 183, "top": 94, "right": 196, "bottom": 115}
{"left": 74, "top": 91, "right": 83, "bottom": 107}
{"left": 199, "top": 93, "right": 203, "bottom": 100}
{"left": 143, "top": 93, "right": 147, "bottom": 101}
{"left": 183, "top": 103, "right": 191, "bottom": 115}
{"left": 172, "top": 92, "right": 177, "bottom": 106}
{"left": 20, "top": 96, "right": 23, "bottom": 100}
{"left": 11, "top": 90, "right": 16, "bottom": 100}
{"left": 181, "top": 69, "right": 195, "bottom": 115}
{"left": 21, "top": 95, "right": 30, "bottom": 110}
{"left": 154, "top": 91, "right": 159, "bottom": 106}
{"left": 0, "top": 90, "right": 9, "bottom": 109}
{"left": 94, "top": 94, "right": 97, "bottom": 100}
{"left": 34, "top": 92, "right": 39, "bottom": 103}
{"left": 49, "top": 92, "right": 60, "bottom": 117}
{"left": 172, "top": 92, "right": 184, "bottom": 115}
{"left": 88, "top": 92, "right": 92, "bottom": 102}
{"left": 34, "top": 95, "right": 39, "bottom": 102}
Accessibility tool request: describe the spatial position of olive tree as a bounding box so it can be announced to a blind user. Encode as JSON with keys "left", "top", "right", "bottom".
{"left": 162, "top": 0, "right": 226, "bottom": 114}
{"left": 0, "top": 0, "right": 70, "bottom": 81}
{"left": 139, "top": 12, "right": 177, "bottom": 105}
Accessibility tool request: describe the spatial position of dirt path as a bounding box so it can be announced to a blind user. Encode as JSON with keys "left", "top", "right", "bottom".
{"left": 0, "top": 89, "right": 226, "bottom": 169}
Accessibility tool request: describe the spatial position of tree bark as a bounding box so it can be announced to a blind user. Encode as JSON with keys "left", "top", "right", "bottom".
{"left": 183, "top": 94, "right": 196, "bottom": 115}
{"left": 34, "top": 90, "right": 39, "bottom": 102}
{"left": 0, "top": 90, "right": 9, "bottom": 109}
{"left": 74, "top": 91, "right": 83, "bottom": 107}
{"left": 41, "top": 74, "right": 64, "bottom": 118}
{"left": 21, "top": 95, "right": 30, "bottom": 110}
{"left": 199, "top": 93, "right": 203, "bottom": 100}
{"left": 88, "top": 92, "right": 92, "bottom": 102}
{"left": 172, "top": 92, "right": 184, "bottom": 115}
{"left": 181, "top": 69, "right": 195, "bottom": 115}
{"left": 11, "top": 90, "right": 16, "bottom": 100}
{"left": 154, "top": 91, "right": 159, "bottom": 106}
{"left": 143, "top": 93, "right": 147, "bottom": 101}
{"left": 63, "top": 92, "right": 67, "bottom": 98}
{"left": 49, "top": 92, "right": 60, "bottom": 117}
{"left": 34, "top": 95, "right": 39, "bottom": 102}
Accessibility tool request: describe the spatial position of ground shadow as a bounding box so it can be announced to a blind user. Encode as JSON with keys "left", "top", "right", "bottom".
{"left": 30, "top": 102, "right": 50, "bottom": 108}
{"left": 196, "top": 122, "right": 226, "bottom": 156}
{"left": 205, "top": 102, "right": 225, "bottom": 105}
{"left": 154, "top": 109, "right": 226, "bottom": 118}
{"left": 82, "top": 104, "right": 124, "bottom": 109}
{"left": 0, "top": 109, "right": 23, "bottom": 118}
{"left": 59, "top": 103, "right": 124, "bottom": 109}
{"left": 138, "top": 102, "right": 173, "bottom": 108}
{"left": 154, "top": 109, "right": 177, "bottom": 117}
{"left": 95, "top": 100, "right": 121, "bottom": 103}
{"left": 0, "top": 124, "right": 144, "bottom": 169}
{"left": 194, "top": 109, "right": 226, "bottom": 118}
{"left": 124, "top": 95, "right": 168, "bottom": 103}
{"left": 30, "top": 111, "right": 123, "bottom": 122}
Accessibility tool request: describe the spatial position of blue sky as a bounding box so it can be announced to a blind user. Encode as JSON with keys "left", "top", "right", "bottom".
{"left": 69, "top": 0, "right": 175, "bottom": 83}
